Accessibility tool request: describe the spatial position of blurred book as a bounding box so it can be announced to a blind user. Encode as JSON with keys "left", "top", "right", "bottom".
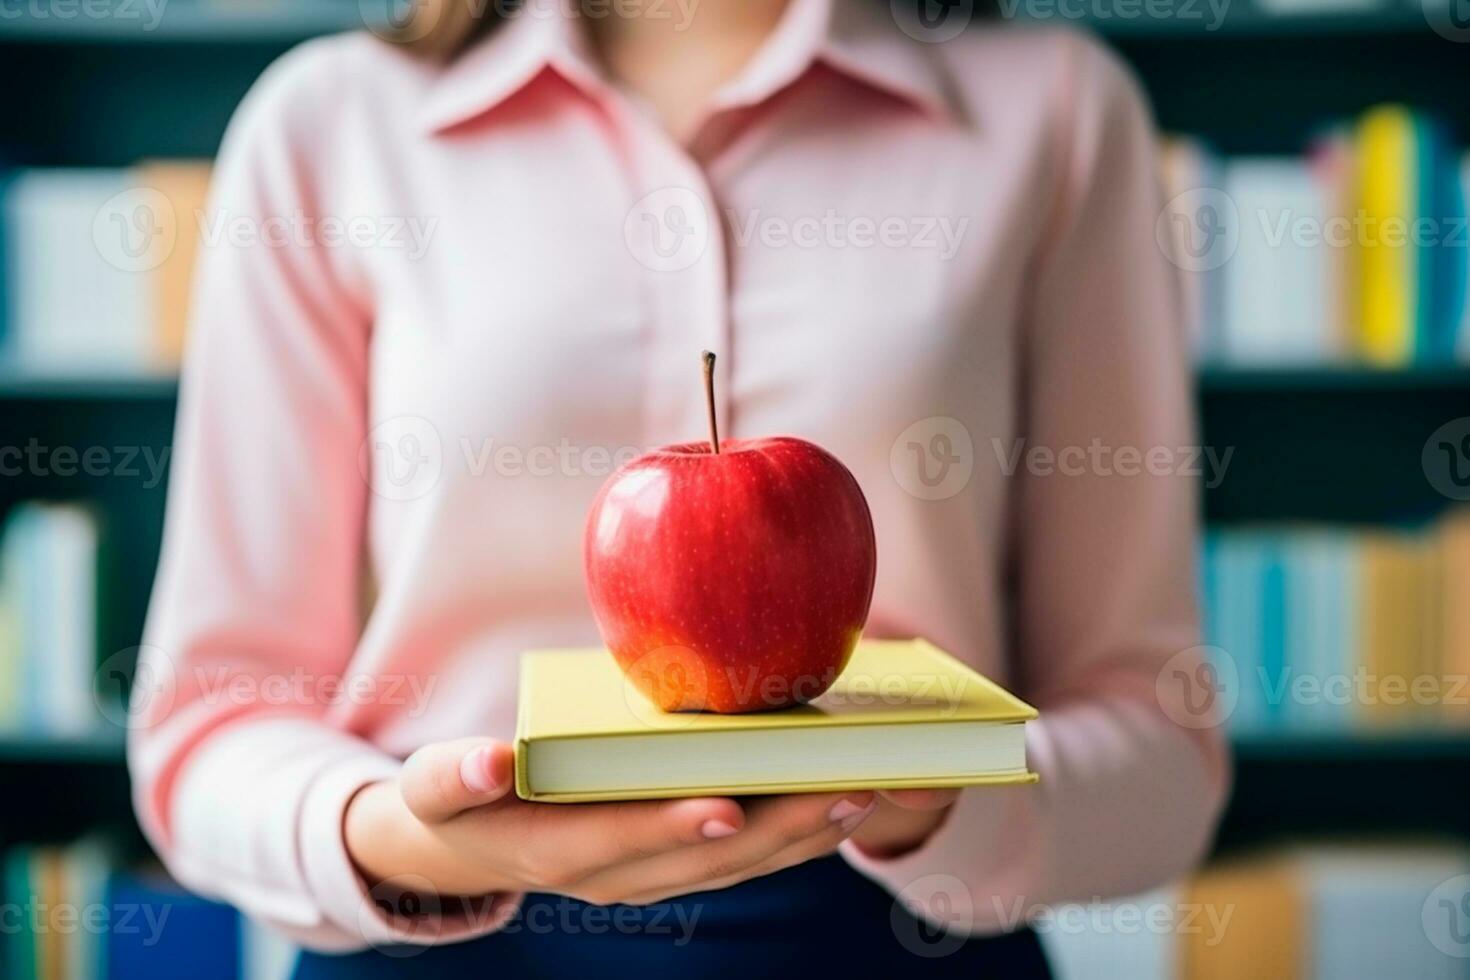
{"left": 1461, "top": 154, "right": 1470, "bottom": 362}
{"left": 1301, "top": 845, "right": 1468, "bottom": 980}
{"left": 1180, "top": 855, "right": 1306, "bottom": 980}
{"left": 2, "top": 170, "right": 152, "bottom": 374}
{"left": 1, "top": 163, "right": 211, "bottom": 377}
{"left": 137, "top": 161, "right": 212, "bottom": 367}
{"left": 0, "top": 502, "right": 102, "bottom": 735}
{"left": 1158, "top": 137, "right": 1225, "bottom": 361}
{"left": 1221, "top": 159, "right": 1331, "bottom": 363}
{"left": 1038, "top": 887, "right": 1181, "bottom": 980}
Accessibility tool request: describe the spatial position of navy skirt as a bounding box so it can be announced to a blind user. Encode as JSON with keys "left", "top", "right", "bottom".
{"left": 294, "top": 855, "right": 1051, "bottom": 979}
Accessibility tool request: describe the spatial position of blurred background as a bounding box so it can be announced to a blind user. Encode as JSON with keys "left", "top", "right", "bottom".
{"left": 2, "top": 0, "right": 1470, "bottom": 977}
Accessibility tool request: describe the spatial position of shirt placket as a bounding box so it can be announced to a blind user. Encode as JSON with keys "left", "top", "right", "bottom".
{"left": 612, "top": 106, "right": 735, "bottom": 452}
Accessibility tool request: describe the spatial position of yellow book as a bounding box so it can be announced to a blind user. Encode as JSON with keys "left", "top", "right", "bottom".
{"left": 1358, "top": 534, "right": 1389, "bottom": 728}
{"left": 138, "top": 160, "right": 212, "bottom": 368}
{"left": 514, "top": 639, "right": 1038, "bottom": 803}
{"left": 1412, "top": 533, "right": 1442, "bottom": 727}
{"left": 1361, "top": 531, "right": 1439, "bottom": 728}
{"left": 1442, "top": 511, "right": 1470, "bottom": 726}
{"left": 1355, "top": 106, "right": 1417, "bottom": 366}
{"left": 37, "top": 849, "right": 65, "bottom": 980}
{"left": 1179, "top": 856, "right": 1306, "bottom": 980}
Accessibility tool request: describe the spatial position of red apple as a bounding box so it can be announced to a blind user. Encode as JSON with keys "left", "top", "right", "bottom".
{"left": 583, "top": 353, "right": 876, "bottom": 713}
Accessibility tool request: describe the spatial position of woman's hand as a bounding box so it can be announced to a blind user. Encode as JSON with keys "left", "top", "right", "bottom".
{"left": 846, "top": 789, "right": 960, "bottom": 860}
{"left": 345, "top": 737, "right": 879, "bottom": 908}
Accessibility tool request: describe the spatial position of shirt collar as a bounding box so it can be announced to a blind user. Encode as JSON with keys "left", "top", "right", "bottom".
{"left": 420, "top": 0, "right": 956, "bottom": 134}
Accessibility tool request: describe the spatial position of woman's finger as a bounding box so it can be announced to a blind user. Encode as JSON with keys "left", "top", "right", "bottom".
{"left": 499, "top": 796, "right": 747, "bottom": 886}
{"left": 566, "top": 791, "right": 875, "bottom": 905}
{"left": 878, "top": 787, "right": 962, "bottom": 811}
{"left": 399, "top": 738, "right": 515, "bottom": 823}
{"left": 616, "top": 801, "right": 875, "bottom": 906}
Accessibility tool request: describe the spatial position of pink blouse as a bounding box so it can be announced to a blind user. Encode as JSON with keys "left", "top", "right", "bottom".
{"left": 129, "top": 0, "right": 1229, "bottom": 952}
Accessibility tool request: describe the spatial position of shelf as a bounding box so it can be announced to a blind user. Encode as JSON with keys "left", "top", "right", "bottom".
{"left": 1232, "top": 730, "right": 1470, "bottom": 761}
{"left": 1019, "top": 3, "right": 1437, "bottom": 38}
{"left": 0, "top": 730, "right": 126, "bottom": 764}
{"left": 0, "top": 372, "right": 179, "bottom": 401}
{"left": 2, "top": 367, "right": 1467, "bottom": 402}
{"left": 1197, "top": 365, "right": 1470, "bottom": 393}
{"left": 0, "top": 0, "right": 367, "bottom": 43}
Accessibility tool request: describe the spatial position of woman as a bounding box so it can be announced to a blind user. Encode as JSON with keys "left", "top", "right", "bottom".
{"left": 128, "top": 0, "right": 1230, "bottom": 974}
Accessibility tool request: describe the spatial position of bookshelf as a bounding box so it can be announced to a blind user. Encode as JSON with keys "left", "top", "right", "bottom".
{"left": 2, "top": 0, "right": 1469, "bottom": 883}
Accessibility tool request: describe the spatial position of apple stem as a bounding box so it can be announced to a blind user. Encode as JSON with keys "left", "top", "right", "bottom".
{"left": 701, "top": 350, "right": 720, "bottom": 455}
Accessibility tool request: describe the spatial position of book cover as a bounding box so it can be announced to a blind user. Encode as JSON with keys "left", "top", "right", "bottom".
{"left": 1301, "top": 844, "right": 1470, "bottom": 980}
{"left": 1179, "top": 856, "right": 1306, "bottom": 980}
{"left": 1260, "top": 537, "right": 1288, "bottom": 727}
{"left": 0, "top": 508, "right": 24, "bottom": 730}
{"left": 1460, "top": 155, "right": 1470, "bottom": 362}
{"left": 1221, "top": 158, "right": 1330, "bottom": 364}
{"left": 138, "top": 160, "right": 212, "bottom": 369}
{"left": 2, "top": 170, "right": 153, "bottom": 375}
{"left": 4, "top": 846, "right": 37, "bottom": 980}
{"left": 1355, "top": 106, "right": 1417, "bottom": 366}
{"left": 1441, "top": 510, "right": 1470, "bottom": 725}
{"left": 1040, "top": 887, "right": 1179, "bottom": 980}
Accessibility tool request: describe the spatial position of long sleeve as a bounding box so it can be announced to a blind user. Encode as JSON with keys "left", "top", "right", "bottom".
{"left": 126, "top": 43, "right": 517, "bottom": 952}
{"left": 841, "top": 35, "right": 1231, "bottom": 934}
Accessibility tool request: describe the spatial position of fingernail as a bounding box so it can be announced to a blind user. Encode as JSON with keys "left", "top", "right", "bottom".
{"left": 460, "top": 746, "right": 499, "bottom": 794}
{"left": 841, "top": 801, "right": 879, "bottom": 834}
{"left": 701, "top": 819, "right": 739, "bottom": 840}
{"left": 828, "top": 798, "right": 870, "bottom": 823}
